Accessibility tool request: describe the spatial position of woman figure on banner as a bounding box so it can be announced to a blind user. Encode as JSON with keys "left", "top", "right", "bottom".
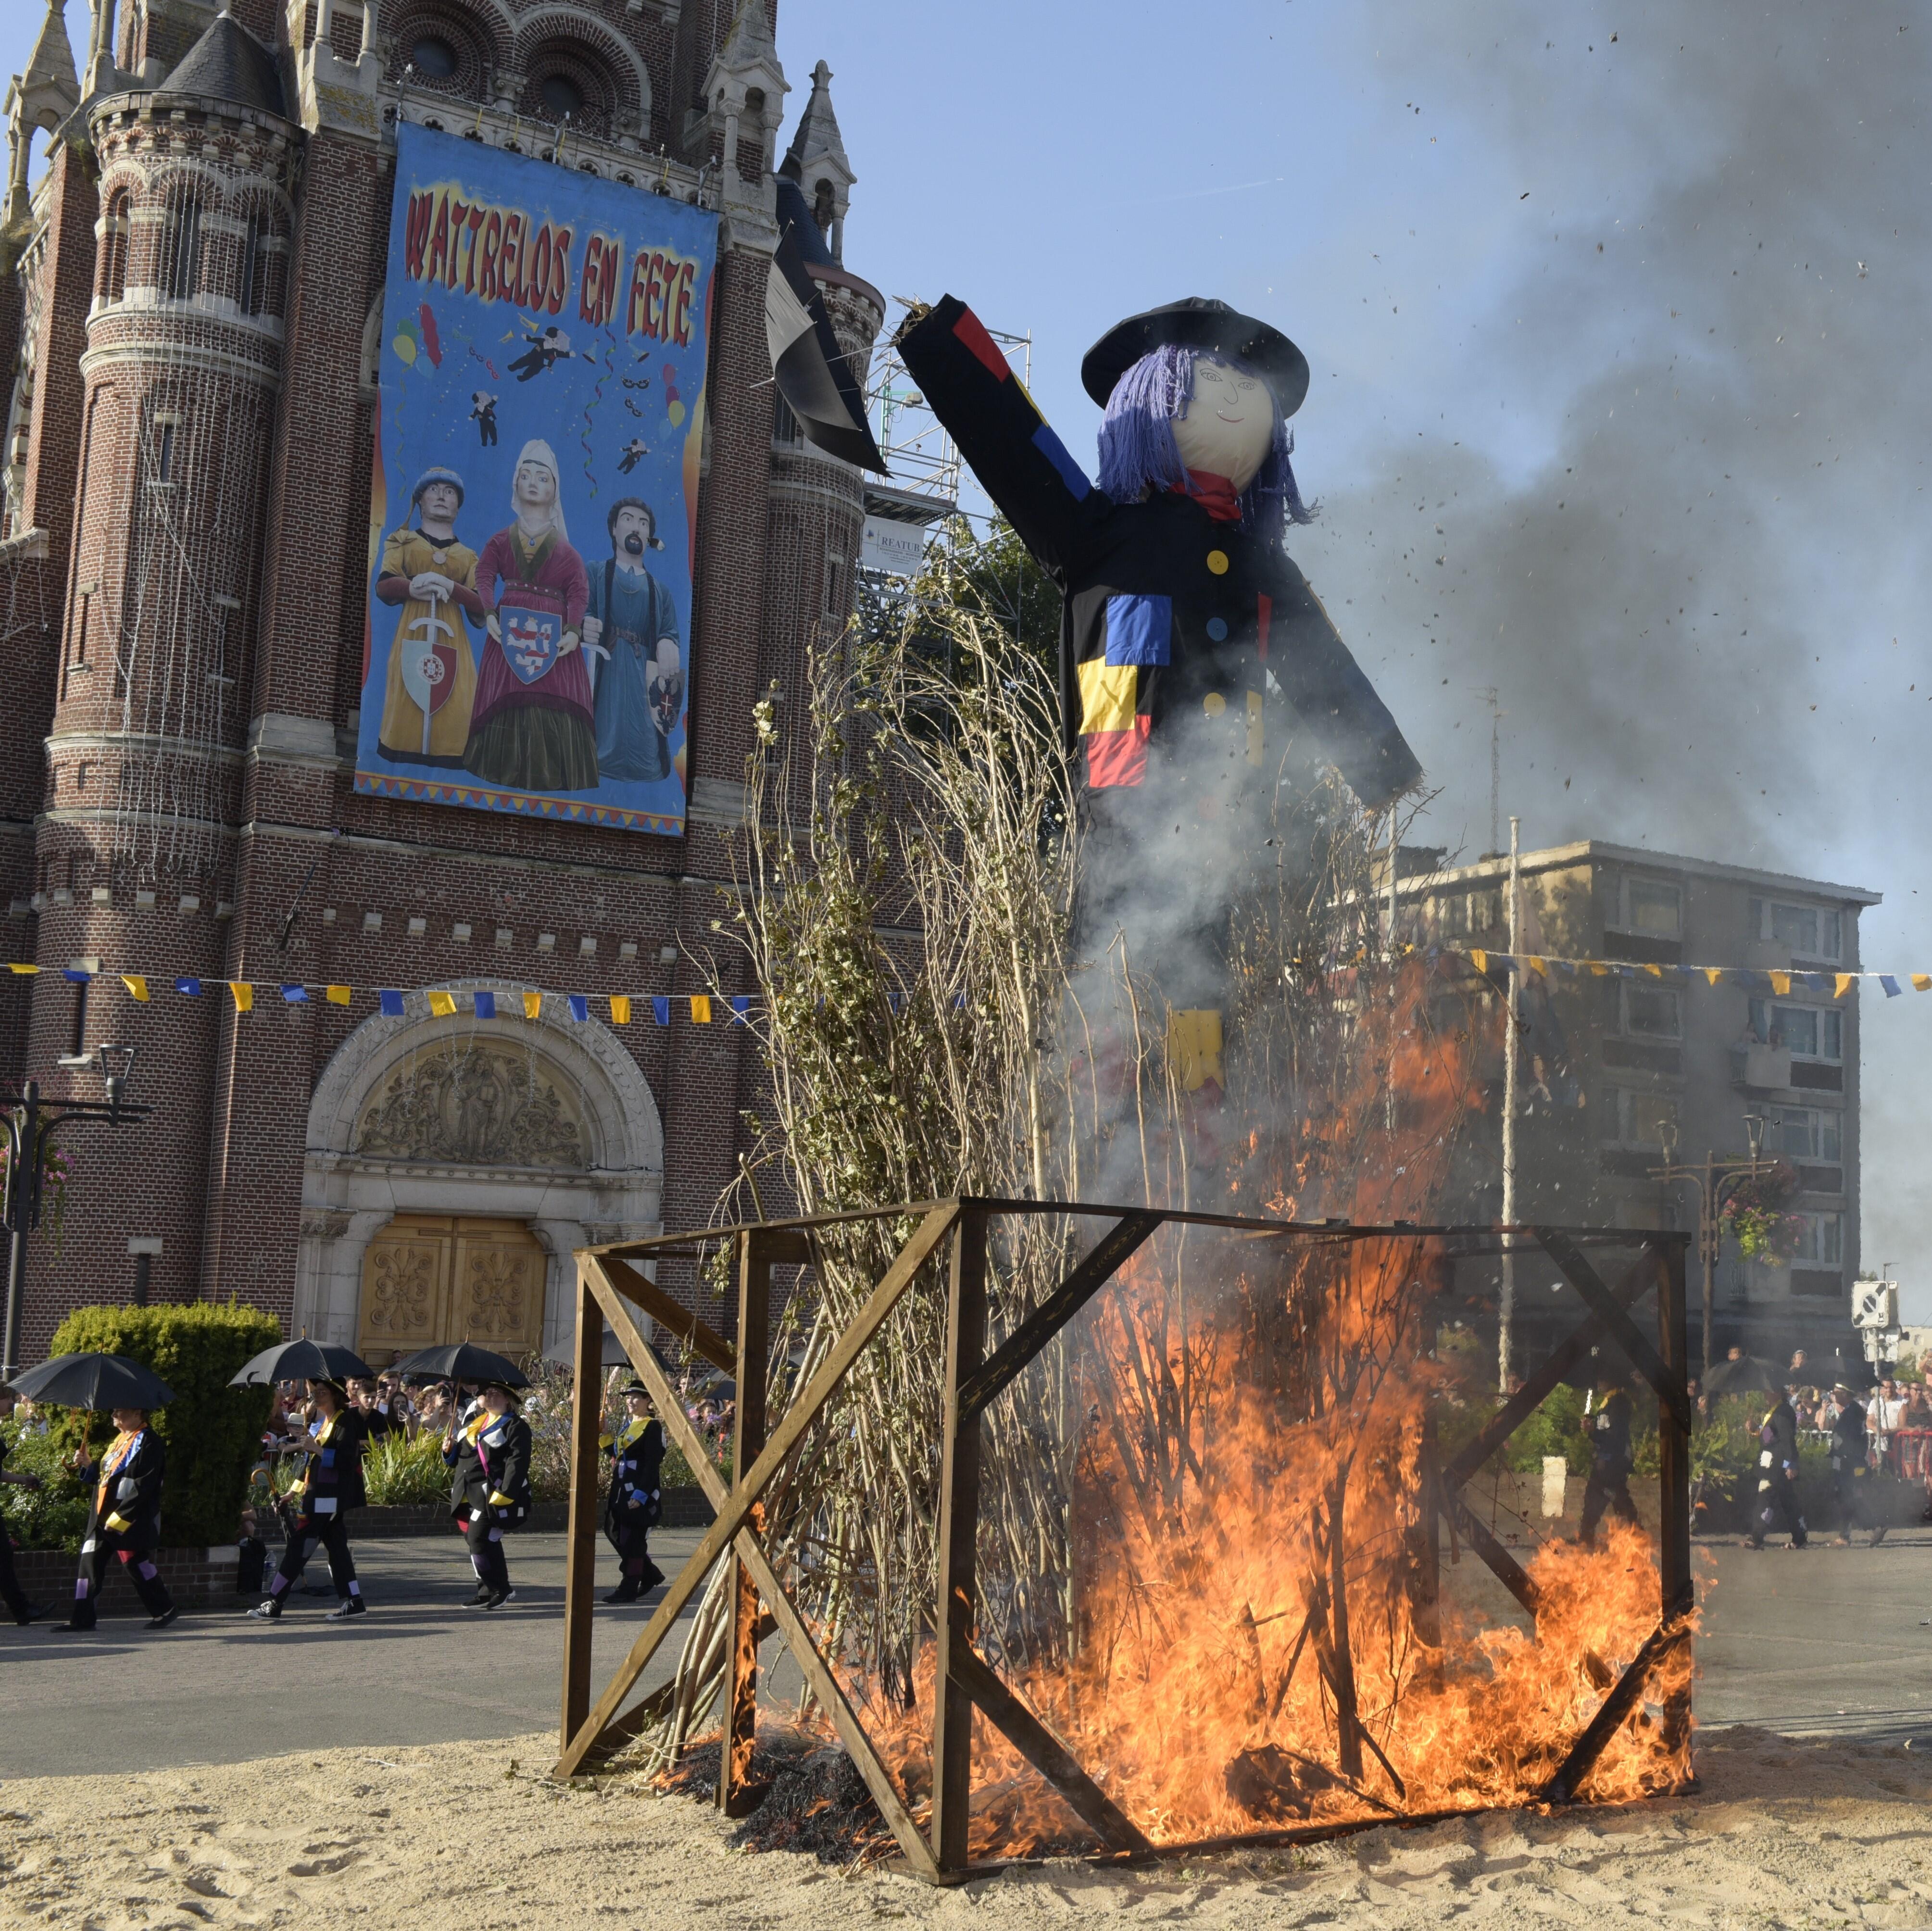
{"left": 374, "top": 466, "right": 484, "bottom": 765}
{"left": 465, "top": 439, "right": 599, "bottom": 795}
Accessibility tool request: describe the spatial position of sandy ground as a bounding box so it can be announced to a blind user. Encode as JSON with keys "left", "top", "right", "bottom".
{"left": 7, "top": 1726, "right": 1932, "bottom": 1930}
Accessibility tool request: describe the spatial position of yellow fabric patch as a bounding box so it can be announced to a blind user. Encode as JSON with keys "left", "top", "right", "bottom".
{"left": 610, "top": 994, "right": 631, "bottom": 1024}
{"left": 1835, "top": 974, "right": 1856, "bottom": 999}
{"left": 228, "top": 981, "right": 253, "bottom": 1012}
{"left": 1167, "top": 1008, "right": 1225, "bottom": 1093}
{"left": 522, "top": 991, "right": 542, "bottom": 1019}
{"left": 1469, "top": 949, "right": 1487, "bottom": 974}
{"left": 1206, "top": 549, "right": 1229, "bottom": 576}
{"left": 690, "top": 994, "right": 713, "bottom": 1024}
{"left": 1704, "top": 968, "right": 1724, "bottom": 986}
{"left": 7, "top": 962, "right": 38, "bottom": 975}
{"left": 428, "top": 989, "right": 457, "bottom": 1016}
{"left": 1077, "top": 658, "right": 1137, "bottom": 736}
{"left": 326, "top": 984, "right": 352, "bottom": 1005}
{"left": 122, "top": 974, "right": 150, "bottom": 1002}
{"left": 1769, "top": 971, "right": 1792, "bottom": 995}
{"left": 1916, "top": 975, "right": 1932, "bottom": 992}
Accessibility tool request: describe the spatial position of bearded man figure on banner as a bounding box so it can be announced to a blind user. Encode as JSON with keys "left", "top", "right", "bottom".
{"left": 465, "top": 439, "right": 598, "bottom": 794}
{"left": 583, "top": 497, "right": 681, "bottom": 785}
{"left": 374, "top": 466, "right": 484, "bottom": 765}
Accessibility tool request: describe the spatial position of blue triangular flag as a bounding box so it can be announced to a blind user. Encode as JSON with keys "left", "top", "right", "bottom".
{"left": 379, "top": 989, "right": 405, "bottom": 1016}
{"left": 651, "top": 995, "right": 670, "bottom": 1026}
{"left": 1882, "top": 975, "right": 1903, "bottom": 998}
{"left": 175, "top": 976, "right": 202, "bottom": 996}
{"left": 474, "top": 990, "right": 496, "bottom": 1018}
{"left": 730, "top": 995, "right": 751, "bottom": 1023}
{"left": 567, "top": 994, "right": 589, "bottom": 1022}
{"left": 280, "top": 983, "right": 307, "bottom": 1003}
{"left": 888, "top": 991, "right": 903, "bottom": 1016}
{"left": 62, "top": 966, "right": 92, "bottom": 983}
{"left": 953, "top": 991, "right": 967, "bottom": 1010}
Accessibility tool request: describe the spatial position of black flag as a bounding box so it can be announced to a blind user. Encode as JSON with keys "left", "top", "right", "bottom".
{"left": 765, "top": 223, "right": 886, "bottom": 473}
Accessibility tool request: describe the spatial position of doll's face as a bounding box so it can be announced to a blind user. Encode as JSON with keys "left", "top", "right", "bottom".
{"left": 1173, "top": 356, "right": 1273, "bottom": 493}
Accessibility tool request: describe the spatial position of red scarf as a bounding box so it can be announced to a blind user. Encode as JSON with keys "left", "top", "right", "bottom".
{"left": 1171, "top": 468, "right": 1242, "bottom": 523}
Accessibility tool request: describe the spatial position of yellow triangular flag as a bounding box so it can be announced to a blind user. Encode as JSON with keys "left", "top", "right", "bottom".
{"left": 1643, "top": 963, "right": 1664, "bottom": 978}
{"left": 8, "top": 962, "right": 38, "bottom": 975}
{"left": 1468, "top": 949, "right": 1487, "bottom": 974}
{"left": 1916, "top": 975, "right": 1932, "bottom": 992}
{"left": 522, "top": 991, "right": 542, "bottom": 1020}
{"left": 326, "top": 985, "right": 351, "bottom": 1005}
{"left": 1770, "top": 971, "right": 1791, "bottom": 995}
{"left": 428, "top": 989, "right": 457, "bottom": 1017}
{"left": 1588, "top": 962, "right": 1610, "bottom": 976}
{"left": 690, "top": 994, "right": 712, "bottom": 1023}
{"left": 121, "top": 974, "right": 150, "bottom": 1002}
{"left": 1529, "top": 956, "right": 1547, "bottom": 977}
{"left": 1704, "top": 968, "right": 1724, "bottom": 987}
{"left": 228, "top": 981, "right": 253, "bottom": 1013}
{"left": 609, "top": 994, "right": 631, "bottom": 1024}
{"left": 1835, "top": 974, "right": 1856, "bottom": 999}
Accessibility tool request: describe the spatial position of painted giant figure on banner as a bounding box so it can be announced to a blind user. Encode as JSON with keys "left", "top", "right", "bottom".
{"left": 357, "top": 124, "right": 717, "bottom": 835}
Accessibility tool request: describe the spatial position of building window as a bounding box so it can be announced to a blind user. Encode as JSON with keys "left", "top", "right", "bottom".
{"left": 1749, "top": 895, "right": 1842, "bottom": 960}
{"left": 1772, "top": 1105, "right": 1842, "bottom": 1162}
{"left": 160, "top": 190, "right": 204, "bottom": 301}
{"left": 238, "top": 208, "right": 270, "bottom": 315}
{"left": 410, "top": 34, "right": 457, "bottom": 77}
{"left": 100, "top": 188, "right": 131, "bottom": 302}
{"left": 1620, "top": 980, "right": 1681, "bottom": 1039}
{"left": 1747, "top": 998, "right": 1843, "bottom": 1063}
{"left": 1599, "top": 1085, "right": 1677, "bottom": 1147}
{"left": 1618, "top": 877, "right": 1681, "bottom": 935}
{"left": 1787, "top": 1212, "right": 1843, "bottom": 1268}
{"left": 540, "top": 73, "right": 584, "bottom": 119}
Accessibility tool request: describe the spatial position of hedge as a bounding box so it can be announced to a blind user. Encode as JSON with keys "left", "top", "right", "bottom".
{"left": 45, "top": 1302, "right": 281, "bottom": 1548}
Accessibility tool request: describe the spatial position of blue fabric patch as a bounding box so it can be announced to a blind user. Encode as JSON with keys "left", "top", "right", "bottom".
{"left": 379, "top": 989, "right": 405, "bottom": 1016}
{"left": 1205, "top": 616, "right": 1229, "bottom": 641}
{"left": 652, "top": 995, "right": 671, "bottom": 1026}
{"left": 730, "top": 995, "right": 751, "bottom": 1023}
{"left": 1104, "top": 594, "right": 1172, "bottom": 667}
{"left": 175, "top": 977, "right": 201, "bottom": 996}
{"left": 474, "top": 990, "right": 496, "bottom": 1018}
{"left": 62, "top": 967, "right": 92, "bottom": 983}
{"left": 281, "top": 983, "right": 307, "bottom": 1003}
{"left": 320, "top": 1448, "right": 336, "bottom": 1467}
{"left": 1030, "top": 423, "right": 1091, "bottom": 499}
{"left": 567, "top": 994, "right": 589, "bottom": 1022}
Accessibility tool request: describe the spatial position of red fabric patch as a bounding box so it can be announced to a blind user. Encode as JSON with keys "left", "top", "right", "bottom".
{"left": 952, "top": 308, "right": 1011, "bottom": 380}
{"left": 1085, "top": 718, "right": 1150, "bottom": 788}
{"left": 1174, "top": 469, "right": 1242, "bottom": 522}
{"left": 1256, "top": 592, "right": 1272, "bottom": 662}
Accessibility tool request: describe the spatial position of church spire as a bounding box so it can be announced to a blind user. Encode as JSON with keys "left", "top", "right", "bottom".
{"left": 780, "top": 61, "right": 854, "bottom": 263}
{"left": 3, "top": 0, "right": 81, "bottom": 230}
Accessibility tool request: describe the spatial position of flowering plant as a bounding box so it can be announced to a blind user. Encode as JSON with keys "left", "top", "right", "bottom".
{"left": 0, "top": 1137, "right": 73, "bottom": 1248}
{"left": 1720, "top": 1160, "right": 1802, "bottom": 1263}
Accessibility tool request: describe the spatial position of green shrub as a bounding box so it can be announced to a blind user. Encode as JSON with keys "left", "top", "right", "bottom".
{"left": 45, "top": 1301, "right": 280, "bottom": 1548}
{"left": 0, "top": 1417, "right": 91, "bottom": 1549}
{"left": 363, "top": 1429, "right": 452, "bottom": 1507}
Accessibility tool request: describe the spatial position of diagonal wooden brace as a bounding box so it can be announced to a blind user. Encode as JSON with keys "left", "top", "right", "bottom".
{"left": 1441, "top": 1488, "right": 1541, "bottom": 1620}
{"left": 1534, "top": 1229, "right": 1692, "bottom": 1433}
{"left": 1442, "top": 1247, "right": 1662, "bottom": 1493}
{"left": 1539, "top": 1612, "right": 1694, "bottom": 1803}
{"left": 553, "top": 1206, "right": 957, "bottom": 1782}
{"left": 603, "top": 1254, "right": 737, "bottom": 1377}
{"left": 956, "top": 1212, "right": 1163, "bottom": 1422}
{"left": 948, "top": 1643, "right": 1152, "bottom": 1854}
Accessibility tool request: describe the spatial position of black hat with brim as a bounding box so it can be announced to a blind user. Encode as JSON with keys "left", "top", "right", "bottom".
{"left": 1081, "top": 297, "right": 1311, "bottom": 417}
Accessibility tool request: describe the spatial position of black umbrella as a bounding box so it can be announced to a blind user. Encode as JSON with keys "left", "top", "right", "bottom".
{"left": 229, "top": 1339, "right": 375, "bottom": 1388}
{"left": 1702, "top": 1354, "right": 1786, "bottom": 1396}
{"left": 542, "top": 1324, "right": 636, "bottom": 1369}
{"left": 7, "top": 1351, "right": 176, "bottom": 1410}
{"left": 387, "top": 1342, "right": 529, "bottom": 1388}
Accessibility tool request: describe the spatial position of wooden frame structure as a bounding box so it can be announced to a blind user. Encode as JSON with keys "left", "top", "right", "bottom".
{"left": 553, "top": 1200, "right": 1694, "bottom": 1881}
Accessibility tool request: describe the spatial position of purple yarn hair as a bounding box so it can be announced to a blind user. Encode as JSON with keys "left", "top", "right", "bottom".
{"left": 1094, "top": 342, "right": 1314, "bottom": 540}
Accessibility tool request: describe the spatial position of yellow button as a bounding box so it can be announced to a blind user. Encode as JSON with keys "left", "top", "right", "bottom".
{"left": 1206, "top": 549, "right": 1229, "bottom": 576}
{"left": 1203, "top": 691, "right": 1227, "bottom": 717}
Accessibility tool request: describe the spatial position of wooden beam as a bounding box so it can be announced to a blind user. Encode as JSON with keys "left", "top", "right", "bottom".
{"left": 1441, "top": 1489, "right": 1541, "bottom": 1620}
{"left": 560, "top": 1261, "right": 603, "bottom": 1748}
{"left": 956, "top": 1212, "right": 1162, "bottom": 1422}
{"left": 1533, "top": 1229, "right": 1692, "bottom": 1432}
{"left": 1441, "top": 1247, "right": 1661, "bottom": 1493}
{"left": 603, "top": 1254, "right": 737, "bottom": 1377}
{"left": 931, "top": 1208, "right": 989, "bottom": 1871}
{"left": 1653, "top": 1236, "right": 1694, "bottom": 1770}
{"left": 948, "top": 1642, "right": 1151, "bottom": 1855}
{"left": 1539, "top": 1614, "right": 1693, "bottom": 1803}
{"left": 719, "top": 1231, "right": 773, "bottom": 1818}
{"left": 554, "top": 1207, "right": 958, "bottom": 1779}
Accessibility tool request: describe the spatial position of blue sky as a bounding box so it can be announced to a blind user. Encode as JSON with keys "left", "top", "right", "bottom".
{"left": 8, "top": 0, "right": 1931, "bottom": 1310}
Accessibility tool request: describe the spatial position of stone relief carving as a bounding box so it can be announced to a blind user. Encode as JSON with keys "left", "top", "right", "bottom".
{"left": 354, "top": 1042, "right": 587, "bottom": 1168}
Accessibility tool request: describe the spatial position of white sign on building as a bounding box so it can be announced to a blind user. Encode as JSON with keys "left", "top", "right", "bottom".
{"left": 861, "top": 515, "right": 928, "bottom": 577}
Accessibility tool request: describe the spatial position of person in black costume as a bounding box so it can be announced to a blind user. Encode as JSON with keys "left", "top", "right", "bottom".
{"left": 52, "top": 1404, "right": 176, "bottom": 1632}
{"left": 1579, "top": 1373, "right": 1640, "bottom": 1545}
{"left": 1747, "top": 1383, "right": 1809, "bottom": 1549}
{"left": 444, "top": 1381, "right": 531, "bottom": 1610}
{"left": 600, "top": 1380, "right": 666, "bottom": 1604}
{"left": 248, "top": 1378, "right": 370, "bottom": 1622}
{"left": 0, "top": 1385, "right": 52, "bottom": 1624}
{"left": 1828, "top": 1382, "right": 1885, "bottom": 1548}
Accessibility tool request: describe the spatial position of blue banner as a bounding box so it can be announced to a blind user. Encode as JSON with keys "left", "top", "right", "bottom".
{"left": 355, "top": 124, "right": 718, "bottom": 835}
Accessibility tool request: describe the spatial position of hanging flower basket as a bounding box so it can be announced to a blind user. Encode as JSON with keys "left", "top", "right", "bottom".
{"left": 0, "top": 1139, "right": 74, "bottom": 1249}
{"left": 1720, "top": 1160, "right": 1801, "bottom": 1263}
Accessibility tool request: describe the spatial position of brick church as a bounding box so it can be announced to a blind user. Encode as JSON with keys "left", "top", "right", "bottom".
{"left": 0, "top": 0, "right": 882, "bottom": 1364}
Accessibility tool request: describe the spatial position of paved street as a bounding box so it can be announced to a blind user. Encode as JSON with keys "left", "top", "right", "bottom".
{"left": 6, "top": 1526, "right": 1932, "bottom": 1777}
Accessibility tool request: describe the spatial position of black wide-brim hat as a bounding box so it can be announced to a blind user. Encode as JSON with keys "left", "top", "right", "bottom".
{"left": 1081, "top": 298, "right": 1311, "bottom": 418}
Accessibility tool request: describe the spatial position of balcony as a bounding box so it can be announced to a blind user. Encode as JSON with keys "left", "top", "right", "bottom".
{"left": 1731, "top": 1043, "right": 1792, "bottom": 1093}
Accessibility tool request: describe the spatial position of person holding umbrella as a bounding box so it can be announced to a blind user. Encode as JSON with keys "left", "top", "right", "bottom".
{"left": 1747, "top": 1379, "right": 1810, "bottom": 1551}
{"left": 247, "top": 1376, "right": 370, "bottom": 1621}
{"left": 54, "top": 1402, "right": 176, "bottom": 1632}
{"left": 0, "top": 1382, "right": 52, "bottom": 1624}
{"left": 600, "top": 1379, "right": 666, "bottom": 1604}
{"left": 444, "top": 1379, "right": 531, "bottom": 1610}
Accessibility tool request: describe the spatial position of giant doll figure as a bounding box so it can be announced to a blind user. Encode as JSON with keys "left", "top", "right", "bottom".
{"left": 582, "top": 497, "right": 681, "bottom": 784}
{"left": 899, "top": 297, "right": 1421, "bottom": 1085}
{"left": 466, "top": 439, "right": 598, "bottom": 794}
{"left": 373, "top": 466, "right": 484, "bottom": 765}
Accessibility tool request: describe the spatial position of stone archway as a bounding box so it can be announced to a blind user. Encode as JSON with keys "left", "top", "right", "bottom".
{"left": 294, "top": 979, "right": 664, "bottom": 1353}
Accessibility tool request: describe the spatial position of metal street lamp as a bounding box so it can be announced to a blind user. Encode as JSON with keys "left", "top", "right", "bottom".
{"left": 1650, "top": 1113, "right": 1783, "bottom": 1379}
{"left": 0, "top": 1045, "right": 154, "bottom": 1380}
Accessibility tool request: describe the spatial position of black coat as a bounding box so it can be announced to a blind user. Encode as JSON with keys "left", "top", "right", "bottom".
{"left": 1590, "top": 1388, "right": 1634, "bottom": 1476}
{"left": 1830, "top": 1400, "right": 1868, "bottom": 1471}
{"left": 445, "top": 1406, "right": 532, "bottom": 1521}
{"left": 81, "top": 1427, "right": 166, "bottom": 1550}
{"left": 602, "top": 1417, "right": 665, "bottom": 1537}
{"left": 289, "top": 1409, "right": 367, "bottom": 1514}
{"left": 1761, "top": 1398, "right": 1800, "bottom": 1475}
{"left": 896, "top": 296, "right": 1420, "bottom": 811}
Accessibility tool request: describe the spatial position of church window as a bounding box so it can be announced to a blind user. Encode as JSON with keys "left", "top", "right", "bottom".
{"left": 100, "top": 189, "right": 131, "bottom": 302}
{"left": 238, "top": 208, "right": 270, "bottom": 316}
{"left": 540, "top": 73, "right": 584, "bottom": 119}
{"left": 410, "top": 35, "right": 457, "bottom": 77}
{"left": 160, "top": 190, "right": 204, "bottom": 301}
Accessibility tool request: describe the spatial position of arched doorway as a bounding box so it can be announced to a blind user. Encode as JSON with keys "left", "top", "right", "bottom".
{"left": 295, "top": 980, "right": 665, "bottom": 1354}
